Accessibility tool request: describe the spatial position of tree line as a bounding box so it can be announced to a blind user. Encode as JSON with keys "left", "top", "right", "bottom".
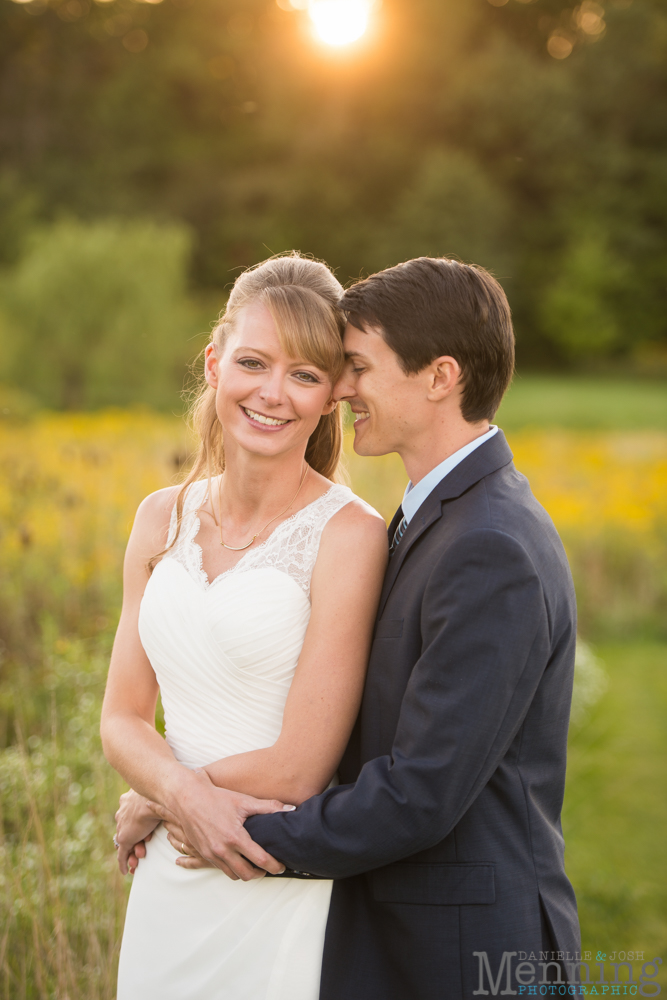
{"left": 1, "top": 0, "right": 666, "bottom": 408}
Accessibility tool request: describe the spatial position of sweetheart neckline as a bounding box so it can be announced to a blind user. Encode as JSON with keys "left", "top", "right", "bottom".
{"left": 186, "top": 484, "right": 336, "bottom": 591}
{"left": 157, "top": 553, "right": 311, "bottom": 600}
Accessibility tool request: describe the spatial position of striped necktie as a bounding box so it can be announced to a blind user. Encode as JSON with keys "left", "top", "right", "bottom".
{"left": 389, "top": 513, "right": 408, "bottom": 555}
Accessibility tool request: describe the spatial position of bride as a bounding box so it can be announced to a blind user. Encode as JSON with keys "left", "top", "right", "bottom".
{"left": 100, "top": 253, "right": 387, "bottom": 999}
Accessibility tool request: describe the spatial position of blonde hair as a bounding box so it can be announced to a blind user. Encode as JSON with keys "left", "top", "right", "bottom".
{"left": 150, "top": 253, "right": 346, "bottom": 569}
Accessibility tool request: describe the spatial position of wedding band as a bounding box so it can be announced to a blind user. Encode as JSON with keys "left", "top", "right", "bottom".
{"left": 113, "top": 835, "right": 120, "bottom": 850}
{"left": 180, "top": 842, "right": 189, "bottom": 856}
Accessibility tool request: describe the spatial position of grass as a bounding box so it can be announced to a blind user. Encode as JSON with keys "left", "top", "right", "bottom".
{"left": 496, "top": 375, "right": 667, "bottom": 431}
{"left": 0, "top": 631, "right": 127, "bottom": 999}
{"left": 564, "top": 642, "right": 667, "bottom": 961}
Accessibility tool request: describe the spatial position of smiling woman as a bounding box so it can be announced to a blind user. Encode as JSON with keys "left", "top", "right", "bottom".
{"left": 100, "top": 252, "right": 388, "bottom": 1000}
{"left": 308, "top": 0, "right": 373, "bottom": 46}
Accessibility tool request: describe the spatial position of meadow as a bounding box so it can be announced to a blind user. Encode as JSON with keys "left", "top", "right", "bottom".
{"left": 0, "top": 378, "right": 666, "bottom": 997}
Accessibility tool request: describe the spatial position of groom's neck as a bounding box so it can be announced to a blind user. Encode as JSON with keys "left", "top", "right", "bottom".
{"left": 399, "top": 416, "right": 491, "bottom": 486}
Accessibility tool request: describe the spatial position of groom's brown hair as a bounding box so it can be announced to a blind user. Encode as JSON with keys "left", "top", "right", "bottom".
{"left": 341, "top": 257, "right": 514, "bottom": 423}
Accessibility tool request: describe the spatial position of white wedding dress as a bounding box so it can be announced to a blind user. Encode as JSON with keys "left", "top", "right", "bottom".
{"left": 117, "top": 479, "right": 358, "bottom": 1000}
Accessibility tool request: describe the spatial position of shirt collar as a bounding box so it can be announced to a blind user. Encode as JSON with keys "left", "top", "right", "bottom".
{"left": 401, "top": 426, "right": 499, "bottom": 524}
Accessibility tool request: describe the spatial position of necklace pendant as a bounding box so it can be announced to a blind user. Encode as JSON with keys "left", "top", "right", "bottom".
{"left": 220, "top": 534, "right": 257, "bottom": 551}
{"left": 217, "top": 463, "right": 309, "bottom": 553}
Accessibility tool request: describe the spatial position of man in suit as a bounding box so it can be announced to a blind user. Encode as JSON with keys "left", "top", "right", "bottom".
{"left": 164, "top": 257, "right": 581, "bottom": 999}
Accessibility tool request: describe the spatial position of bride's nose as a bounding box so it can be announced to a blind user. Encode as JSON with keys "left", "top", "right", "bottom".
{"left": 257, "top": 369, "right": 286, "bottom": 407}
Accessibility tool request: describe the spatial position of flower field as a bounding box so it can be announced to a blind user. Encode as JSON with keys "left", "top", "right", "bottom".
{"left": 2, "top": 410, "right": 666, "bottom": 651}
{"left": 0, "top": 409, "right": 665, "bottom": 997}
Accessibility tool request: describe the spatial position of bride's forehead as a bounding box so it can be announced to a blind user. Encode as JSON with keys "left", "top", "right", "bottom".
{"left": 232, "top": 301, "right": 278, "bottom": 337}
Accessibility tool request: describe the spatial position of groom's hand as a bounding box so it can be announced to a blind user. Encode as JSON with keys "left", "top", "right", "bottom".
{"left": 151, "top": 769, "right": 292, "bottom": 881}
{"left": 162, "top": 817, "right": 212, "bottom": 869}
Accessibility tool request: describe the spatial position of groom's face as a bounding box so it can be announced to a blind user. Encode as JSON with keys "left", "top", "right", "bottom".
{"left": 335, "top": 322, "right": 426, "bottom": 457}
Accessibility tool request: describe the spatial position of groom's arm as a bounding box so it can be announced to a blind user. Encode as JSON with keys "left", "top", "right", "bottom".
{"left": 245, "top": 528, "right": 565, "bottom": 879}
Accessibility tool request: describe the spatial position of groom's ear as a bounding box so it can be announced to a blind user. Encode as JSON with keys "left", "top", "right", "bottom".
{"left": 426, "top": 356, "right": 462, "bottom": 402}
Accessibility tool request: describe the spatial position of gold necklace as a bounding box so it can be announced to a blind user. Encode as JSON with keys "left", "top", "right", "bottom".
{"left": 217, "top": 464, "right": 309, "bottom": 551}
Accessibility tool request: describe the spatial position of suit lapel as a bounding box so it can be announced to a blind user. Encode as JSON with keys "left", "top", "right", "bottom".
{"left": 379, "top": 496, "right": 442, "bottom": 615}
{"left": 377, "top": 430, "right": 514, "bottom": 617}
{"left": 386, "top": 505, "right": 404, "bottom": 548}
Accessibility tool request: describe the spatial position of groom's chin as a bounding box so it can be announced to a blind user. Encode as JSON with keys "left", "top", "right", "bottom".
{"left": 352, "top": 435, "right": 392, "bottom": 458}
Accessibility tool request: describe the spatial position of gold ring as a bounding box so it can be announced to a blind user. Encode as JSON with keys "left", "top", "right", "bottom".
{"left": 180, "top": 842, "right": 188, "bottom": 856}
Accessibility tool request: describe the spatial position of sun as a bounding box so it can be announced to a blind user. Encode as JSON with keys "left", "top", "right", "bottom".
{"left": 308, "top": 0, "right": 372, "bottom": 46}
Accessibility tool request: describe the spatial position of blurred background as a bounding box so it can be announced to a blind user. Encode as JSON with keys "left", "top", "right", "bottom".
{"left": 0, "top": 0, "right": 665, "bottom": 995}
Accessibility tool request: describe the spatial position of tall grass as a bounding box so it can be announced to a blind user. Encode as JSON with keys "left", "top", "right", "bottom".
{"left": 563, "top": 642, "right": 667, "bottom": 957}
{"left": 1, "top": 632, "right": 126, "bottom": 999}
{"left": 0, "top": 411, "right": 188, "bottom": 997}
{"left": 0, "top": 408, "right": 665, "bottom": 996}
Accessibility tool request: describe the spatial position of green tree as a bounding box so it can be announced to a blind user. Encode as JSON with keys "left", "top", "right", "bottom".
{"left": 540, "top": 228, "right": 628, "bottom": 360}
{"left": 0, "top": 0, "right": 666, "bottom": 367}
{"left": 1, "top": 218, "right": 198, "bottom": 409}
{"left": 375, "top": 147, "right": 512, "bottom": 275}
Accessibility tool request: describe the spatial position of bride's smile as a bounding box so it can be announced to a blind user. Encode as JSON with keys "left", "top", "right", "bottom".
{"left": 241, "top": 407, "right": 292, "bottom": 428}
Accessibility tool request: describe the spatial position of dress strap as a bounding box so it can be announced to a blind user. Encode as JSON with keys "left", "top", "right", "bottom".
{"left": 167, "top": 480, "right": 208, "bottom": 552}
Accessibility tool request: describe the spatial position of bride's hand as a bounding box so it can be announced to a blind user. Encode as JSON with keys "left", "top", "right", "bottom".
{"left": 153, "top": 768, "right": 293, "bottom": 881}
{"left": 114, "top": 789, "right": 161, "bottom": 875}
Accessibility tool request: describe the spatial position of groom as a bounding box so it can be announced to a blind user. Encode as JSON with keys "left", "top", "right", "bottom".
{"left": 176, "top": 257, "right": 580, "bottom": 998}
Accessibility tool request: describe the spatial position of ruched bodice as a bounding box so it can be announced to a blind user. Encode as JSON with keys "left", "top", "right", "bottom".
{"left": 138, "top": 479, "right": 356, "bottom": 767}
{"left": 118, "top": 479, "right": 360, "bottom": 1000}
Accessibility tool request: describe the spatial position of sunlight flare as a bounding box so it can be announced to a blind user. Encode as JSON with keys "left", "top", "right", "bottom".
{"left": 308, "top": 0, "right": 372, "bottom": 46}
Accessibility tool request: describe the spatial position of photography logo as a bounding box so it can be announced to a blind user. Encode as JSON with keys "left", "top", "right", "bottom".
{"left": 472, "top": 950, "right": 663, "bottom": 996}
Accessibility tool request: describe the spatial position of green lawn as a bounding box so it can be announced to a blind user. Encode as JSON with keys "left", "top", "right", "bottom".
{"left": 496, "top": 376, "right": 667, "bottom": 431}
{"left": 564, "top": 642, "right": 667, "bottom": 961}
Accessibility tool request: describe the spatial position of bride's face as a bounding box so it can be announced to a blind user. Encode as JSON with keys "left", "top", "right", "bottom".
{"left": 204, "top": 301, "right": 335, "bottom": 461}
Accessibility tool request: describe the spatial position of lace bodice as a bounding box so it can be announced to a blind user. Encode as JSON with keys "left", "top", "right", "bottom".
{"left": 164, "top": 479, "right": 355, "bottom": 600}
{"left": 138, "top": 478, "right": 360, "bottom": 768}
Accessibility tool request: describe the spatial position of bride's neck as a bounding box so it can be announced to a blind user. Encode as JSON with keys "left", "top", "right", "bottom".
{"left": 217, "top": 449, "right": 308, "bottom": 522}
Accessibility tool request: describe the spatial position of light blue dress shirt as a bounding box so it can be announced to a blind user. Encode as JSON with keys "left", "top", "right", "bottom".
{"left": 401, "top": 426, "right": 499, "bottom": 525}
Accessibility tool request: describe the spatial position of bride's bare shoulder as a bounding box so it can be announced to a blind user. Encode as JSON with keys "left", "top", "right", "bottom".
{"left": 135, "top": 484, "right": 181, "bottom": 527}
{"left": 321, "top": 492, "right": 388, "bottom": 562}
{"left": 311, "top": 494, "right": 387, "bottom": 606}
{"left": 128, "top": 484, "right": 182, "bottom": 557}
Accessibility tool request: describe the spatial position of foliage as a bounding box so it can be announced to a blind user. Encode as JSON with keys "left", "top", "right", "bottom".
{"left": 376, "top": 147, "right": 512, "bottom": 277}
{"left": 0, "top": 218, "right": 201, "bottom": 410}
{"left": 0, "top": 0, "right": 666, "bottom": 369}
{"left": 540, "top": 228, "right": 628, "bottom": 360}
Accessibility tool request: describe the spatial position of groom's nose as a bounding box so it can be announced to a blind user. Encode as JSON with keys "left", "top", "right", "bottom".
{"left": 333, "top": 367, "right": 356, "bottom": 402}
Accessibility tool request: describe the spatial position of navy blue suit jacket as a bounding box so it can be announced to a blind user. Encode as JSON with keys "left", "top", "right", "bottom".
{"left": 247, "top": 430, "right": 580, "bottom": 999}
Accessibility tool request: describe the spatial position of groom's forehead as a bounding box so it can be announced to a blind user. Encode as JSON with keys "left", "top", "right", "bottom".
{"left": 344, "top": 344, "right": 373, "bottom": 362}
{"left": 344, "top": 320, "right": 381, "bottom": 348}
